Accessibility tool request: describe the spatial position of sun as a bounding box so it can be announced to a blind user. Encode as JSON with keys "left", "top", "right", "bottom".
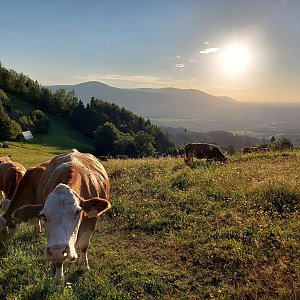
{"left": 220, "top": 44, "right": 251, "bottom": 73}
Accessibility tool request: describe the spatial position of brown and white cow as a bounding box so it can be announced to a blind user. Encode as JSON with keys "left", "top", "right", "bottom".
{"left": 0, "top": 157, "right": 26, "bottom": 212}
{"left": 184, "top": 143, "right": 227, "bottom": 163}
{"left": 0, "top": 160, "right": 49, "bottom": 241}
{"left": 13, "top": 149, "right": 111, "bottom": 285}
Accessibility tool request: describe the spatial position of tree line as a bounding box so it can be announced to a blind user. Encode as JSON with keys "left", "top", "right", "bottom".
{"left": 161, "top": 126, "right": 261, "bottom": 149}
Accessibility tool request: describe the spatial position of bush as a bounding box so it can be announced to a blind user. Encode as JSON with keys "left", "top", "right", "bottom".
{"left": 0, "top": 103, "right": 22, "bottom": 140}
{"left": 269, "top": 136, "right": 293, "bottom": 150}
{"left": 31, "top": 110, "right": 51, "bottom": 134}
{"left": 18, "top": 115, "right": 35, "bottom": 132}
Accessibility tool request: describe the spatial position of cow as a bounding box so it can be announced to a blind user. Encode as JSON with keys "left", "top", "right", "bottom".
{"left": 12, "top": 149, "right": 111, "bottom": 285}
{"left": 0, "top": 157, "right": 26, "bottom": 212}
{"left": 184, "top": 143, "right": 227, "bottom": 163}
{"left": 0, "top": 160, "right": 49, "bottom": 241}
{"left": 241, "top": 147, "right": 270, "bottom": 154}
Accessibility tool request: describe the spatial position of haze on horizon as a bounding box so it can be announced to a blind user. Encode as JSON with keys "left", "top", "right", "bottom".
{"left": 1, "top": 0, "right": 300, "bottom": 103}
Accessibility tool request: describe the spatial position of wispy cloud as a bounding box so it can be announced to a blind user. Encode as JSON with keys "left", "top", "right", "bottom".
{"left": 205, "top": 41, "right": 210, "bottom": 45}
{"left": 70, "top": 73, "right": 191, "bottom": 88}
{"left": 176, "top": 55, "right": 182, "bottom": 59}
{"left": 200, "top": 47, "right": 221, "bottom": 54}
{"left": 175, "top": 64, "right": 185, "bottom": 68}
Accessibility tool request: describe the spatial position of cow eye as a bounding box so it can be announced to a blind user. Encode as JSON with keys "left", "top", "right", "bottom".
{"left": 75, "top": 209, "right": 82, "bottom": 216}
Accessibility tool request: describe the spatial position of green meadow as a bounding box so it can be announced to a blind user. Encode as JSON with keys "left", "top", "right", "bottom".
{"left": 0, "top": 144, "right": 300, "bottom": 299}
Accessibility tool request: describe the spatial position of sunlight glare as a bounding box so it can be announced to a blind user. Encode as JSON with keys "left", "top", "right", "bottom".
{"left": 220, "top": 44, "right": 251, "bottom": 73}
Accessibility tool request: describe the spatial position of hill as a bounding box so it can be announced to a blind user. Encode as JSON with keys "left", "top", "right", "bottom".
{"left": 47, "top": 81, "right": 300, "bottom": 145}
{"left": 0, "top": 144, "right": 299, "bottom": 299}
{"left": 47, "top": 81, "right": 238, "bottom": 118}
{"left": 0, "top": 64, "right": 174, "bottom": 156}
{"left": 8, "top": 94, "right": 94, "bottom": 154}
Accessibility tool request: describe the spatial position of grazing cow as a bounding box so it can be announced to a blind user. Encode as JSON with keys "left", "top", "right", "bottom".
{"left": 184, "top": 143, "right": 227, "bottom": 163}
{"left": 0, "top": 161, "right": 49, "bottom": 241}
{"left": 13, "top": 149, "right": 111, "bottom": 285}
{"left": 241, "top": 147, "right": 270, "bottom": 154}
{"left": 0, "top": 157, "right": 26, "bottom": 212}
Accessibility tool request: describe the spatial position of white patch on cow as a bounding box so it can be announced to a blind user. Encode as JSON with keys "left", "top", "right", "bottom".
{"left": 41, "top": 183, "right": 83, "bottom": 262}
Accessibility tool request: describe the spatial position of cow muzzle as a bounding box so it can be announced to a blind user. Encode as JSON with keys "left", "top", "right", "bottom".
{"left": 45, "top": 244, "right": 73, "bottom": 262}
{"left": 0, "top": 216, "right": 18, "bottom": 241}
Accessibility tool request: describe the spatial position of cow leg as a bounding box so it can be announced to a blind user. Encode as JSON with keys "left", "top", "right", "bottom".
{"left": 1, "top": 198, "right": 11, "bottom": 213}
{"left": 76, "top": 217, "right": 97, "bottom": 272}
{"left": 54, "top": 262, "right": 64, "bottom": 286}
{"left": 76, "top": 231, "right": 91, "bottom": 271}
{"left": 28, "top": 218, "right": 43, "bottom": 233}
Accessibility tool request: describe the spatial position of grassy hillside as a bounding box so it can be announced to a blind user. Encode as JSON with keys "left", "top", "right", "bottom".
{"left": 8, "top": 94, "right": 94, "bottom": 155}
{"left": 0, "top": 145, "right": 300, "bottom": 299}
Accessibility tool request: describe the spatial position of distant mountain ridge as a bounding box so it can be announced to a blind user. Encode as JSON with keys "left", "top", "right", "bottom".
{"left": 47, "top": 81, "right": 300, "bottom": 145}
{"left": 47, "top": 81, "right": 238, "bottom": 118}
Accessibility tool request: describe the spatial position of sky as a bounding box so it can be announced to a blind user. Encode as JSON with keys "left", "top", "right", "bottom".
{"left": 1, "top": 0, "right": 300, "bottom": 103}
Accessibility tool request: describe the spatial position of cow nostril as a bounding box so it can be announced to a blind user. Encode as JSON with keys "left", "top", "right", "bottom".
{"left": 62, "top": 246, "right": 69, "bottom": 257}
{"left": 47, "top": 245, "right": 69, "bottom": 259}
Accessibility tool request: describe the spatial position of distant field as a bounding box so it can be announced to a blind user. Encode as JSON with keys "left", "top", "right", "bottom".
{"left": 1, "top": 144, "right": 300, "bottom": 299}
{"left": 6, "top": 94, "right": 94, "bottom": 159}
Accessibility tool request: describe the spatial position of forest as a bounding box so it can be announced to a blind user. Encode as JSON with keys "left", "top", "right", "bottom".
{"left": 0, "top": 63, "right": 174, "bottom": 157}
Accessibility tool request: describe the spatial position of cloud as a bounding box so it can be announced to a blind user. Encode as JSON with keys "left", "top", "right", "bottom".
{"left": 70, "top": 73, "right": 191, "bottom": 88}
{"left": 200, "top": 47, "right": 221, "bottom": 54}
{"left": 176, "top": 55, "right": 182, "bottom": 59}
{"left": 175, "top": 64, "right": 185, "bottom": 68}
{"left": 205, "top": 41, "right": 210, "bottom": 45}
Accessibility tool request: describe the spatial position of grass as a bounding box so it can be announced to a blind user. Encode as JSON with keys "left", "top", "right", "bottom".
{"left": 7, "top": 94, "right": 94, "bottom": 158}
{"left": 1, "top": 145, "right": 300, "bottom": 299}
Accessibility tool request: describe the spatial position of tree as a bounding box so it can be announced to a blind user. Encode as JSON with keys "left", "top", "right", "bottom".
{"left": 38, "top": 87, "right": 54, "bottom": 112}
{"left": 269, "top": 136, "right": 293, "bottom": 150}
{"left": 18, "top": 115, "right": 35, "bottom": 132}
{"left": 31, "top": 110, "right": 51, "bottom": 133}
{"left": 94, "top": 122, "right": 120, "bottom": 155}
{"left": 133, "top": 131, "right": 156, "bottom": 157}
{"left": 0, "top": 89, "right": 10, "bottom": 110}
{"left": 0, "top": 103, "right": 22, "bottom": 140}
{"left": 114, "top": 132, "right": 135, "bottom": 155}
{"left": 53, "top": 89, "right": 78, "bottom": 115}
{"left": 226, "top": 144, "right": 236, "bottom": 155}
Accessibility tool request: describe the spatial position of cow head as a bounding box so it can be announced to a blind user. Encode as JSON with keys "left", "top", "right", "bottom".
{"left": 0, "top": 198, "right": 13, "bottom": 241}
{"left": 13, "top": 183, "right": 111, "bottom": 263}
{"left": 0, "top": 212, "right": 18, "bottom": 242}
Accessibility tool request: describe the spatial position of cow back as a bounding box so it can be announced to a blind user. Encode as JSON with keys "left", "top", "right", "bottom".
{"left": 0, "top": 157, "right": 26, "bottom": 199}
{"left": 3, "top": 161, "right": 49, "bottom": 219}
{"left": 37, "top": 150, "right": 109, "bottom": 204}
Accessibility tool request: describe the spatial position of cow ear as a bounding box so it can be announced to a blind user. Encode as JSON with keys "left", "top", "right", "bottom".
{"left": 80, "top": 198, "right": 111, "bottom": 218}
{"left": 12, "top": 204, "right": 43, "bottom": 222}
